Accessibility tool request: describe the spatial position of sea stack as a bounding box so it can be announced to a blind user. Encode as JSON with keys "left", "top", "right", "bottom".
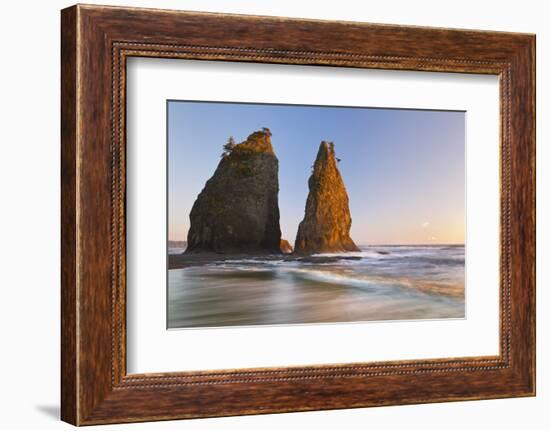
{"left": 186, "top": 129, "right": 281, "bottom": 254}
{"left": 294, "top": 141, "right": 359, "bottom": 255}
{"left": 279, "top": 239, "right": 294, "bottom": 254}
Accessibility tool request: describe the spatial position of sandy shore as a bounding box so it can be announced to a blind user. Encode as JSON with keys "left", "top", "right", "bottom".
{"left": 167, "top": 245, "right": 465, "bottom": 328}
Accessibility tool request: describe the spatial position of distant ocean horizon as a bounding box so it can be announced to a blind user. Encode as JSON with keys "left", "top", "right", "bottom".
{"left": 167, "top": 244, "right": 465, "bottom": 329}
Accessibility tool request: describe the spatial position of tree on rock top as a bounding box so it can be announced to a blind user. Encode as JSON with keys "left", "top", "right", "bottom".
{"left": 221, "top": 136, "right": 236, "bottom": 157}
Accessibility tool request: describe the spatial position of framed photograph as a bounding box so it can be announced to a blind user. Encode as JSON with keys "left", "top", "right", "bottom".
{"left": 61, "top": 4, "right": 535, "bottom": 425}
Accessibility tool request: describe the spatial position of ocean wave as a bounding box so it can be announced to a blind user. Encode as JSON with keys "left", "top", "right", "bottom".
{"left": 168, "top": 247, "right": 186, "bottom": 255}
{"left": 314, "top": 246, "right": 463, "bottom": 260}
{"left": 282, "top": 267, "right": 463, "bottom": 298}
{"left": 177, "top": 246, "right": 464, "bottom": 300}
{"left": 281, "top": 267, "right": 382, "bottom": 290}
{"left": 312, "top": 250, "right": 386, "bottom": 260}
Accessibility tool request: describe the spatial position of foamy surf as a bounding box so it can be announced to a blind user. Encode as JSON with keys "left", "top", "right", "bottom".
{"left": 168, "top": 245, "right": 465, "bottom": 328}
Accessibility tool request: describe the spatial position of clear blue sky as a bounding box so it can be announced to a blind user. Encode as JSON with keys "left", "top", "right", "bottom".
{"left": 168, "top": 101, "right": 465, "bottom": 245}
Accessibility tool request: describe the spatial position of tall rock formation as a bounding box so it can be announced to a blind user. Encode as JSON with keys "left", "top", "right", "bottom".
{"left": 294, "top": 141, "right": 359, "bottom": 255}
{"left": 186, "top": 129, "right": 282, "bottom": 254}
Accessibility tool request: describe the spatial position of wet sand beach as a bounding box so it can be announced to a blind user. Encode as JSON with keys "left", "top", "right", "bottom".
{"left": 167, "top": 245, "right": 465, "bottom": 329}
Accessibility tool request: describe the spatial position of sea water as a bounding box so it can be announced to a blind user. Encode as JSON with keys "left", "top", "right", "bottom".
{"left": 167, "top": 245, "right": 465, "bottom": 329}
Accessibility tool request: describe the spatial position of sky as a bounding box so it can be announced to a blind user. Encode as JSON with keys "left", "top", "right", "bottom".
{"left": 168, "top": 101, "right": 465, "bottom": 245}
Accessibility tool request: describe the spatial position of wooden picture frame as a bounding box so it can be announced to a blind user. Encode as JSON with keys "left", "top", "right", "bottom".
{"left": 61, "top": 4, "right": 535, "bottom": 425}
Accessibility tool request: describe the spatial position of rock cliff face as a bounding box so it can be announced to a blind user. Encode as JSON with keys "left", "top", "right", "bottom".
{"left": 279, "top": 239, "right": 293, "bottom": 254}
{"left": 294, "top": 141, "right": 359, "bottom": 255}
{"left": 186, "top": 130, "right": 281, "bottom": 254}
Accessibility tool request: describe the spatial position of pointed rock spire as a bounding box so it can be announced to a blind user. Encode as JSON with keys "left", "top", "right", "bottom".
{"left": 294, "top": 141, "right": 359, "bottom": 255}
